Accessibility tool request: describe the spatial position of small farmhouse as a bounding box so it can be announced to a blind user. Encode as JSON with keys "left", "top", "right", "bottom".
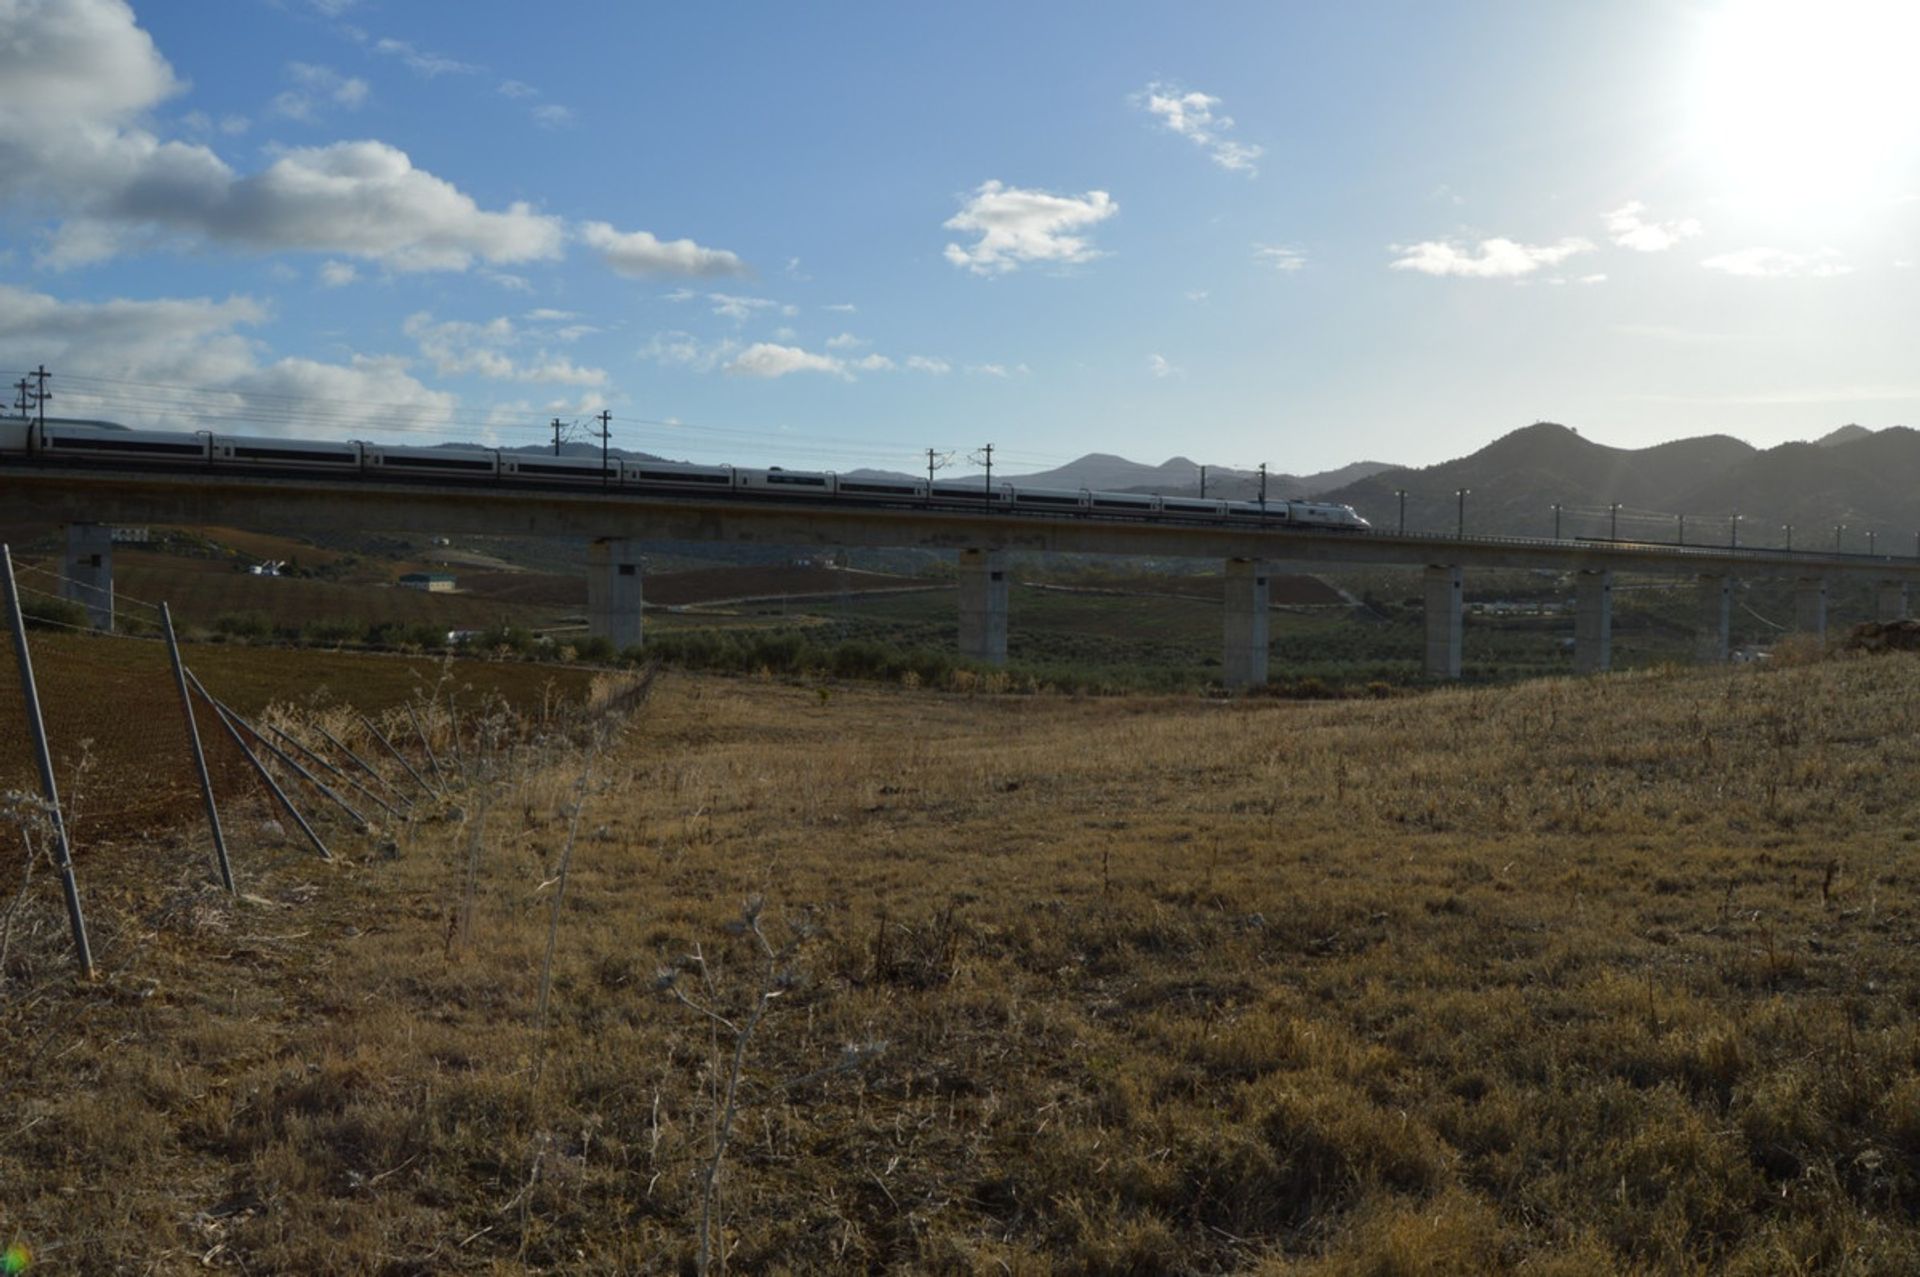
{"left": 398, "top": 571, "right": 456, "bottom": 592}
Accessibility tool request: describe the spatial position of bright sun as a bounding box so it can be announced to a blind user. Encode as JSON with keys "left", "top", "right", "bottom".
{"left": 1690, "top": 0, "right": 1920, "bottom": 217}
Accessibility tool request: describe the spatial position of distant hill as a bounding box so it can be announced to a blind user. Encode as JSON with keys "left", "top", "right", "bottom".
{"left": 989, "top": 453, "right": 1399, "bottom": 499}
{"left": 1319, "top": 422, "right": 1920, "bottom": 547}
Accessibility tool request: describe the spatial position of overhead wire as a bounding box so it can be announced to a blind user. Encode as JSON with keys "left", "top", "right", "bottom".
{"left": 23, "top": 368, "right": 1096, "bottom": 475}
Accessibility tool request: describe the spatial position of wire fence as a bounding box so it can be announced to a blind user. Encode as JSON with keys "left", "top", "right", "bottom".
{"left": 1, "top": 550, "right": 652, "bottom": 875}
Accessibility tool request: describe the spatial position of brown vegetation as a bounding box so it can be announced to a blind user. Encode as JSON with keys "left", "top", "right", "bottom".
{"left": 4, "top": 651, "right": 1920, "bottom": 1271}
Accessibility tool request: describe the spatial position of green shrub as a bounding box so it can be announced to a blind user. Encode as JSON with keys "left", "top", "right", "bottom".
{"left": 212, "top": 610, "right": 273, "bottom": 641}
{"left": 19, "top": 595, "right": 89, "bottom": 632}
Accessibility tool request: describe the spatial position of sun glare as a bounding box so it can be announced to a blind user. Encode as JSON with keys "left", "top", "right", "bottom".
{"left": 1690, "top": 0, "right": 1920, "bottom": 217}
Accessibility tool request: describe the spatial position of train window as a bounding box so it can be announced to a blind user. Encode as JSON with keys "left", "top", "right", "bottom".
{"left": 637, "top": 469, "right": 729, "bottom": 484}
{"left": 231, "top": 446, "right": 355, "bottom": 462}
{"left": 767, "top": 473, "right": 828, "bottom": 486}
{"left": 381, "top": 455, "right": 494, "bottom": 470}
{"left": 51, "top": 435, "right": 204, "bottom": 455}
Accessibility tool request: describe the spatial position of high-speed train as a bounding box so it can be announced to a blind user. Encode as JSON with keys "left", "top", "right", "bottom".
{"left": 0, "top": 418, "right": 1373, "bottom": 530}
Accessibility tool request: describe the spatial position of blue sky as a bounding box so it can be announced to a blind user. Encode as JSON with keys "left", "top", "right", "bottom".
{"left": 2, "top": 0, "right": 1916, "bottom": 476}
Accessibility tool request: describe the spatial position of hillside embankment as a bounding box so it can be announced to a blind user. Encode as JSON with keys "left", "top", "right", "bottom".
{"left": 5, "top": 650, "right": 1920, "bottom": 1270}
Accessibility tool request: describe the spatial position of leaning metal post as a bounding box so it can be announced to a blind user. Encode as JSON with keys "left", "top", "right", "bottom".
{"left": 211, "top": 695, "right": 368, "bottom": 831}
{"left": 1, "top": 543, "right": 95, "bottom": 977}
{"left": 407, "top": 703, "right": 450, "bottom": 790}
{"left": 312, "top": 720, "right": 413, "bottom": 808}
{"left": 161, "top": 602, "right": 235, "bottom": 894}
{"left": 185, "top": 666, "right": 332, "bottom": 861}
{"left": 267, "top": 721, "right": 405, "bottom": 820}
{"left": 361, "top": 712, "right": 438, "bottom": 799}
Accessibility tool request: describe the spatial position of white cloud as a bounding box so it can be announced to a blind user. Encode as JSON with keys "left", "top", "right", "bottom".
{"left": 1252, "top": 244, "right": 1306, "bottom": 272}
{"left": 404, "top": 311, "right": 609, "bottom": 385}
{"left": 579, "top": 220, "right": 746, "bottom": 279}
{"left": 0, "top": 281, "right": 453, "bottom": 436}
{"left": 272, "top": 63, "right": 369, "bottom": 122}
{"left": 1700, "top": 247, "right": 1852, "bottom": 278}
{"left": 639, "top": 330, "right": 739, "bottom": 373}
{"left": 524, "top": 307, "right": 576, "bottom": 322}
{"left": 0, "top": 4, "right": 564, "bottom": 272}
{"left": 372, "top": 37, "right": 477, "bottom": 77}
{"left": 497, "top": 80, "right": 537, "bottom": 99}
{"left": 180, "top": 110, "right": 248, "bottom": 138}
{"left": 318, "top": 260, "right": 358, "bottom": 287}
{"left": 1185, "top": 289, "right": 1209, "bottom": 303}
{"left": 851, "top": 353, "right": 893, "bottom": 372}
{"left": 943, "top": 180, "right": 1118, "bottom": 275}
{"left": 531, "top": 103, "right": 574, "bottom": 128}
{"left": 726, "top": 342, "right": 849, "bottom": 379}
{"left": 822, "top": 302, "right": 857, "bottom": 313}
{"left": 905, "top": 355, "right": 951, "bottom": 374}
{"left": 704, "top": 292, "right": 792, "bottom": 322}
{"left": 1605, "top": 201, "right": 1701, "bottom": 252}
{"left": 1578, "top": 273, "right": 1608, "bottom": 285}
{"left": 1147, "top": 353, "right": 1182, "bottom": 378}
{"left": 1135, "top": 82, "right": 1262, "bottom": 174}
{"left": 825, "top": 332, "right": 868, "bottom": 350}
{"left": 1389, "top": 237, "right": 1595, "bottom": 278}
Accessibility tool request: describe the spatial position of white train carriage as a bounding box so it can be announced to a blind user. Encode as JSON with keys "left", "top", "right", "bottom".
{"left": 622, "top": 459, "right": 736, "bottom": 490}
{"left": 211, "top": 434, "right": 361, "bottom": 471}
{"left": 1087, "top": 490, "right": 1158, "bottom": 515}
{"left": 835, "top": 475, "right": 930, "bottom": 501}
{"left": 1008, "top": 486, "right": 1089, "bottom": 513}
{"left": 361, "top": 443, "right": 500, "bottom": 479}
{"left": 1292, "top": 501, "right": 1370, "bottom": 529}
{"left": 1225, "top": 500, "right": 1288, "bottom": 520}
{"left": 733, "top": 467, "right": 835, "bottom": 497}
{"left": 1157, "top": 496, "right": 1228, "bottom": 518}
{"left": 34, "top": 421, "right": 211, "bottom": 464}
{"left": 500, "top": 453, "right": 612, "bottom": 484}
{"left": 928, "top": 479, "right": 1011, "bottom": 507}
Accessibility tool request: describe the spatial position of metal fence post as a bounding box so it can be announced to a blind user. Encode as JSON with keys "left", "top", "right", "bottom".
{"left": 161, "top": 602, "right": 235, "bottom": 894}
{"left": 184, "top": 667, "right": 332, "bottom": 861}
{"left": 360, "top": 713, "right": 438, "bottom": 800}
{"left": 1, "top": 544, "right": 95, "bottom": 977}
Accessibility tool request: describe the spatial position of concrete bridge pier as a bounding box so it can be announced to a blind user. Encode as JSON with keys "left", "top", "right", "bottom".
{"left": 1794, "top": 577, "right": 1828, "bottom": 640}
{"left": 1424, "top": 564, "right": 1462, "bottom": 679}
{"left": 958, "top": 548, "right": 1008, "bottom": 665}
{"left": 1574, "top": 569, "right": 1612, "bottom": 674}
{"left": 1695, "top": 574, "right": 1732, "bottom": 662}
{"left": 587, "top": 537, "right": 643, "bottom": 652}
{"left": 1222, "top": 557, "right": 1270, "bottom": 689}
{"left": 63, "top": 523, "right": 114, "bottom": 631}
{"left": 1877, "top": 580, "right": 1910, "bottom": 621}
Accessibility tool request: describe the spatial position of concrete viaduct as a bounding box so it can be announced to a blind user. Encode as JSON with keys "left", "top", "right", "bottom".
{"left": 5, "top": 464, "right": 1917, "bottom": 686}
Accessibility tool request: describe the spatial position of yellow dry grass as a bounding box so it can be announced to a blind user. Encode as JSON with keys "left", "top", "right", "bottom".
{"left": 5, "top": 651, "right": 1920, "bottom": 1272}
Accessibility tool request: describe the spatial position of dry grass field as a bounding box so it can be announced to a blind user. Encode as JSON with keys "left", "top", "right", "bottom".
{"left": 5, "top": 649, "right": 1920, "bottom": 1271}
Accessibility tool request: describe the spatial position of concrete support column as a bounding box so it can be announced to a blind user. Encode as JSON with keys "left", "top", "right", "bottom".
{"left": 1222, "top": 557, "right": 1270, "bottom": 689}
{"left": 1574, "top": 569, "right": 1612, "bottom": 674}
{"left": 1695, "top": 575, "right": 1732, "bottom": 663}
{"left": 62, "top": 523, "right": 113, "bottom": 632}
{"left": 1794, "top": 576, "right": 1828, "bottom": 640}
{"left": 1877, "top": 580, "right": 1910, "bottom": 621}
{"left": 1423, "top": 564, "right": 1463, "bottom": 679}
{"left": 958, "top": 548, "right": 1008, "bottom": 665}
{"left": 586, "top": 537, "right": 643, "bottom": 652}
